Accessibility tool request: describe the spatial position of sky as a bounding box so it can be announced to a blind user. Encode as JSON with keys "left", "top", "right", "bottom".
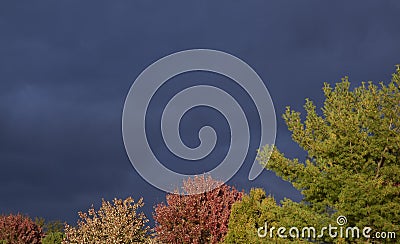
{"left": 1, "top": 1, "right": 399, "bottom": 226}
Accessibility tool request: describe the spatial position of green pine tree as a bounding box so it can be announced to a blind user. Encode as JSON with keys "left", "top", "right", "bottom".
{"left": 226, "top": 67, "right": 400, "bottom": 243}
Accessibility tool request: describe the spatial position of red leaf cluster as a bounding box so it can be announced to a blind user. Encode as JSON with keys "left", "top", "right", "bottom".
{"left": 0, "top": 213, "right": 44, "bottom": 244}
{"left": 153, "top": 175, "right": 243, "bottom": 244}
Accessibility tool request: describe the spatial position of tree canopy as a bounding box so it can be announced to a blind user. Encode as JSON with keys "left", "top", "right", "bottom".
{"left": 227, "top": 68, "right": 400, "bottom": 243}
{"left": 154, "top": 175, "right": 243, "bottom": 244}
{"left": 63, "top": 197, "right": 151, "bottom": 244}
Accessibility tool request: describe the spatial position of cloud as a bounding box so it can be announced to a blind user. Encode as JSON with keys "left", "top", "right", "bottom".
{"left": 0, "top": 0, "right": 399, "bottom": 224}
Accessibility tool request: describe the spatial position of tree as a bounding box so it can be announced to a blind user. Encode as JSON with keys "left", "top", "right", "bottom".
{"left": 42, "top": 232, "right": 65, "bottom": 244}
{"left": 63, "top": 197, "right": 151, "bottom": 244}
{"left": 253, "top": 68, "right": 400, "bottom": 242}
{"left": 224, "top": 188, "right": 280, "bottom": 243}
{"left": 153, "top": 175, "right": 243, "bottom": 244}
{"left": 34, "top": 218, "right": 65, "bottom": 244}
{"left": 0, "top": 213, "right": 44, "bottom": 244}
{"left": 225, "top": 188, "right": 330, "bottom": 243}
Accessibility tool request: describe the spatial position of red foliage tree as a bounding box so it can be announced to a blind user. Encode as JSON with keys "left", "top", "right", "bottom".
{"left": 153, "top": 175, "right": 243, "bottom": 244}
{"left": 0, "top": 213, "right": 44, "bottom": 244}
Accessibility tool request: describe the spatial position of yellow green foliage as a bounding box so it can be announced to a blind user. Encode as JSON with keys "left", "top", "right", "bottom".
{"left": 228, "top": 67, "right": 400, "bottom": 243}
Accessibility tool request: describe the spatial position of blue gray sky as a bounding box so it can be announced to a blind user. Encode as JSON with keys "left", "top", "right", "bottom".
{"left": 0, "top": 1, "right": 399, "bottom": 225}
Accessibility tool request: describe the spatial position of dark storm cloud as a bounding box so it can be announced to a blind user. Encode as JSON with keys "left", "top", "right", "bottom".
{"left": 0, "top": 0, "right": 399, "bottom": 224}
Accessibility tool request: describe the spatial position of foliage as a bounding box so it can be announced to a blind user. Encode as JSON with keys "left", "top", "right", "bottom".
{"left": 34, "top": 217, "right": 65, "bottom": 244}
{"left": 42, "top": 232, "right": 65, "bottom": 244}
{"left": 35, "top": 218, "right": 64, "bottom": 234}
{"left": 225, "top": 188, "right": 332, "bottom": 243}
{"left": 224, "top": 188, "right": 279, "bottom": 243}
{"left": 43, "top": 221, "right": 64, "bottom": 235}
{"left": 63, "top": 197, "right": 151, "bottom": 244}
{"left": 0, "top": 213, "right": 44, "bottom": 244}
{"left": 153, "top": 175, "right": 243, "bottom": 244}
{"left": 254, "top": 69, "right": 400, "bottom": 242}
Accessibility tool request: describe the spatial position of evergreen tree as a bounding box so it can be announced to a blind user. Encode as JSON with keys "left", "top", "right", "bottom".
{"left": 227, "top": 67, "right": 400, "bottom": 243}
